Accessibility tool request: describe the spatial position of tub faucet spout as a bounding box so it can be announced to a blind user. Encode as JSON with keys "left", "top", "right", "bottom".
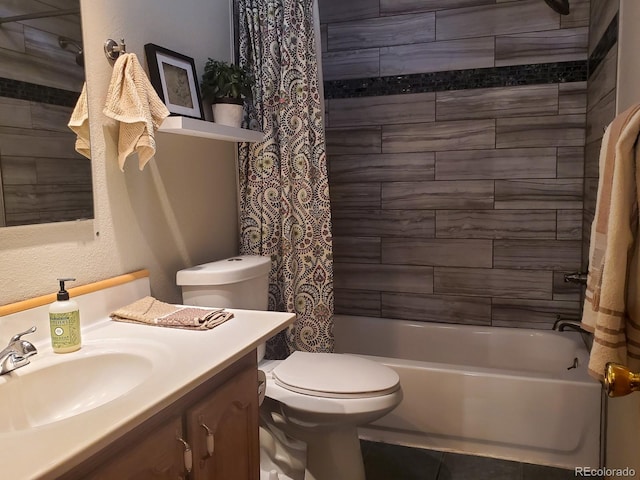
{"left": 553, "top": 316, "right": 592, "bottom": 351}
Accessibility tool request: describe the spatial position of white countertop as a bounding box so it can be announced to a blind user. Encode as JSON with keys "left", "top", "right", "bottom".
{"left": 0, "top": 278, "right": 295, "bottom": 479}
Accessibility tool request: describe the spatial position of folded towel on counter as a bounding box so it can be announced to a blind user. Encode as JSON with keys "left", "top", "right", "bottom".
{"left": 582, "top": 103, "right": 640, "bottom": 380}
{"left": 103, "top": 53, "right": 169, "bottom": 171}
{"left": 67, "top": 82, "right": 91, "bottom": 159}
{"left": 110, "top": 296, "right": 233, "bottom": 330}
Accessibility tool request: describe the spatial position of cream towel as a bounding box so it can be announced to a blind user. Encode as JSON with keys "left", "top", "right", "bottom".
{"left": 582, "top": 103, "right": 640, "bottom": 380}
{"left": 110, "top": 296, "right": 233, "bottom": 330}
{"left": 103, "top": 53, "right": 170, "bottom": 171}
{"left": 67, "top": 83, "right": 91, "bottom": 159}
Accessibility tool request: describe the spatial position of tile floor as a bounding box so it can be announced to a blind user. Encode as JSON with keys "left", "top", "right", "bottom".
{"left": 361, "top": 441, "right": 598, "bottom": 480}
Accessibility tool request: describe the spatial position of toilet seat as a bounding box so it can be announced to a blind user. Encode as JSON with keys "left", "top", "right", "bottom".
{"left": 271, "top": 352, "right": 400, "bottom": 399}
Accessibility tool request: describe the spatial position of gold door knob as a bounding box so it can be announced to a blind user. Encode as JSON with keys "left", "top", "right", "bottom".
{"left": 604, "top": 362, "right": 640, "bottom": 397}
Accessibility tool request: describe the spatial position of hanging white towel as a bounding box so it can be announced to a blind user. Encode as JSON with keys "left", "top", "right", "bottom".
{"left": 67, "top": 82, "right": 91, "bottom": 159}
{"left": 103, "top": 53, "right": 170, "bottom": 171}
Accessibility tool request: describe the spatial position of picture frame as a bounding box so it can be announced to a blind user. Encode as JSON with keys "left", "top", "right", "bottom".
{"left": 144, "top": 43, "right": 203, "bottom": 120}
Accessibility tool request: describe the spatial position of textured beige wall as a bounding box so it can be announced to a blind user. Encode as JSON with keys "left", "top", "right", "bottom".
{"left": 0, "top": 0, "right": 239, "bottom": 305}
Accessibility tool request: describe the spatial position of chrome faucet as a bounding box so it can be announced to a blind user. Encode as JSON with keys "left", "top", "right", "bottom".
{"left": 0, "top": 326, "right": 38, "bottom": 375}
{"left": 553, "top": 315, "right": 592, "bottom": 351}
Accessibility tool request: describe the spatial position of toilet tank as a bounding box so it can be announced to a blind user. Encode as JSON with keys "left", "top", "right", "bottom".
{"left": 176, "top": 256, "right": 271, "bottom": 310}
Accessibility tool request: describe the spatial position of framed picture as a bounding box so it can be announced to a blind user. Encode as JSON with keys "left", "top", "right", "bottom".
{"left": 144, "top": 43, "right": 203, "bottom": 120}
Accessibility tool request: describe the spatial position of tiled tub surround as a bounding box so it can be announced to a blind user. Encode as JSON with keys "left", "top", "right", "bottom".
{"left": 320, "top": 0, "right": 590, "bottom": 329}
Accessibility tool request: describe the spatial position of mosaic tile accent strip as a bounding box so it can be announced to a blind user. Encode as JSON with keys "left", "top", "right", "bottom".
{"left": 587, "top": 12, "right": 618, "bottom": 78}
{"left": 324, "top": 61, "right": 587, "bottom": 99}
{"left": 0, "top": 77, "right": 80, "bottom": 107}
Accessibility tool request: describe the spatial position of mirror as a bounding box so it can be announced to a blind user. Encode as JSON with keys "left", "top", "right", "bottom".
{"left": 0, "top": 0, "right": 93, "bottom": 227}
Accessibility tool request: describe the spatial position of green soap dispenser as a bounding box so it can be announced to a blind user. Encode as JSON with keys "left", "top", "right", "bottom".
{"left": 49, "top": 278, "right": 81, "bottom": 353}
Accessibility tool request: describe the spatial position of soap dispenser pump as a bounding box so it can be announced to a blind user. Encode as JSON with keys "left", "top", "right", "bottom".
{"left": 49, "top": 278, "right": 81, "bottom": 353}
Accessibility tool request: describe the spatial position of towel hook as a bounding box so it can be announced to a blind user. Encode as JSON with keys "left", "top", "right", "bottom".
{"left": 104, "top": 38, "right": 126, "bottom": 60}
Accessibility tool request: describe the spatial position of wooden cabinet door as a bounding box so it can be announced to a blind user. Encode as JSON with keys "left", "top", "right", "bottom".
{"left": 86, "top": 416, "right": 187, "bottom": 480}
{"left": 186, "top": 364, "right": 259, "bottom": 480}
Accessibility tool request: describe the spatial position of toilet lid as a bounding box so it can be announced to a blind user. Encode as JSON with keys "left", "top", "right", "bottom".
{"left": 271, "top": 352, "right": 400, "bottom": 399}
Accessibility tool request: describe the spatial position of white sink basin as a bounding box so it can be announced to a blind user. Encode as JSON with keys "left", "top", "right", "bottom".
{"left": 0, "top": 345, "right": 158, "bottom": 432}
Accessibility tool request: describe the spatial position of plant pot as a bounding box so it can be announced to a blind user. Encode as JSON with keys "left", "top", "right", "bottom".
{"left": 211, "top": 98, "right": 244, "bottom": 128}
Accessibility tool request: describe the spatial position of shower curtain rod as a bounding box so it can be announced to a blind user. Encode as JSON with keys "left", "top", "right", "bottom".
{"left": 0, "top": 8, "right": 80, "bottom": 25}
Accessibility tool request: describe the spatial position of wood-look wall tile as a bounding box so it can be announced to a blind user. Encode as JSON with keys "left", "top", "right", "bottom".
{"left": 558, "top": 81, "right": 587, "bottom": 115}
{"left": 586, "top": 89, "right": 616, "bottom": 145}
{"left": 329, "top": 93, "right": 435, "bottom": 127}
{"left": 333, "top": 236, "right": 380, "bottom": 263}
{"left": 561, "top": 0, "right": 590, "bottom": 28}
{"left": 435, "top": 0, "right": 558, "bottom": 41}
{"left": 557, "top": 147, "right": 585, "bottom": 178}
{"left": 36, "top": 158, "right": 92, "bottom": 185}
{"left": 382, "top": 180, "right": 494, "bottom": 209}
{"left": 491, "top": 298, "right": 581, "bottom": 328}
{"left": 381, "top": 238, "right": 493, "bottom": 267}
{"left": 495, "top": 27, "right": 588, "bottom": 66}
{"left": 495, "top": 179, "right": 583, "bottom": 209}
{"left": 436, "top": 85, "right": 558, "bottom": 121}
{"left": 380, "top": 38, "right": 494, "bottom": 76}
{"left": 587, "top": 45, "right": 617, "bottom": 111}
{"left": 329, "top": 153, "right": 435, "bottom": 183}
{"left": 0, "top": 126, "right": 78, "bottom": 158}
{"left": 36, "top": 184, "right": 92, "bottom": 212}
{"left": 557, "top": 210, "right": 583, "bottom": 240}
{"left": 553, "top": 271, "right": 583, "bottom": 301}
{"left": 584, "top": 139, "right": 601, "bottom": 179}
{"left": 325, "top": 127, "right": 381, "bottom": 155}
{"left": 0, "top": 156, "right": 37, "bottom": 185}
{"left": 334, "top": 263, "right": 434, "bottom": 294}
{"left": 0, "top": 97, "right": 31, "bottom": 128}
{"left": 0, "top": 38, "right": 83, "bottom": 92}
{"left": 327, "top": 13, "right": 435, "bottom": 51}
{"left": 0, "top": 21, "right": 24, "bottom": 53}
{"left": 318, "top": 0, "right": 379, "bottom": 23}
{"left": 332, "top": 209, "right": 436, "bottom": 238}
{"left": 3, "top": 185, "right": 37, "bottom": 213}
{"left": 589, "top": 0, "right": 619, "bottom": 54}
{"left": 31, "top": 103, "right": 74, "bottom": 133}
{"left": 436, "top": 210, "right": 557, "bottom": 239}
{"left": 330, "top": 183, "right": 380, "bottom": 209}
{"left": 381, "top": 292, "right": 492, "bottom": 325}
{"left": 435, "top": 148, "right": 556, "bottom": 180}
{"left": 382, "top": 119, "right": 495, "bottom": 153}
{"left": 496, "top": 114, "right": 586, "bottom": 148}
{"left": 321, "top": 24, "right": 328, "bottom": 53}
{"left": 380, "top": 0, "right": 494, "bottom": 16}
{"left": 494, "top": 239, "right": 582, "bottom": 270}
{"left": 434, "top": 267, "right": 552, "bottom": 299}
{"left": 321, "top": 48, "right": 379, "bottom": 81}
{"left": 334, "top": 288, "right": 381, "bottom": 316}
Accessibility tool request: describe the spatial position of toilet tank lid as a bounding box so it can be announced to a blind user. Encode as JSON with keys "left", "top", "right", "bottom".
{"left": 176, "top": 256, "right": 271, "bottom": 285}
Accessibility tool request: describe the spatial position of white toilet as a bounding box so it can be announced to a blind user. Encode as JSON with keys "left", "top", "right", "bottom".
{"left": 177, "top": 255, "right": 402, "bottom": 480}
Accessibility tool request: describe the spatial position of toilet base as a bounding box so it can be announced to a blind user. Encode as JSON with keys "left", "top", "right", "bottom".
{"left": 298, "top": 426, "right": 365, "bottom": 480}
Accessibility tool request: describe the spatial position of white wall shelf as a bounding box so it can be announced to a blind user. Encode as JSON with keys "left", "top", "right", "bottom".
{"left": 158, "top": 116, "right": 264, "bottom": 143}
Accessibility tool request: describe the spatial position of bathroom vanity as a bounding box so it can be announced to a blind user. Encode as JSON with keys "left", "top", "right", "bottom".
{"left": 0, "top": 271, "right": 295, "bottom": 479}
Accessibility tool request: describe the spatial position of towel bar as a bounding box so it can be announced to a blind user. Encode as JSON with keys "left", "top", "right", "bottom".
{"left": 104, "top": 38, "right": 126, "bottom": 60}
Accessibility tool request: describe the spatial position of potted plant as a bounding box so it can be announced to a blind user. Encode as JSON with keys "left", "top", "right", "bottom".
{"left": 201, "top": 58, "right": 253, "bottom": 128}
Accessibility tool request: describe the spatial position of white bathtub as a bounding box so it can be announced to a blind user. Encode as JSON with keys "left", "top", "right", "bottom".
{"left": 333, "top": 315, "right": 601, "bottom": 469}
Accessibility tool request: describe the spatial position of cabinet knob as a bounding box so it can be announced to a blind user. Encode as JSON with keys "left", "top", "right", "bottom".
{"left": 200, "top": 422, "right": 215, "bottom": 456}
{"left": 176, "top": 436, "right": 193, "bottom": 473}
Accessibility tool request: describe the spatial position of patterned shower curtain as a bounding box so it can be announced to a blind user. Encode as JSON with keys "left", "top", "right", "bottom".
{"left": 237, "top": 0, "right": 334, "bottom": 358}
